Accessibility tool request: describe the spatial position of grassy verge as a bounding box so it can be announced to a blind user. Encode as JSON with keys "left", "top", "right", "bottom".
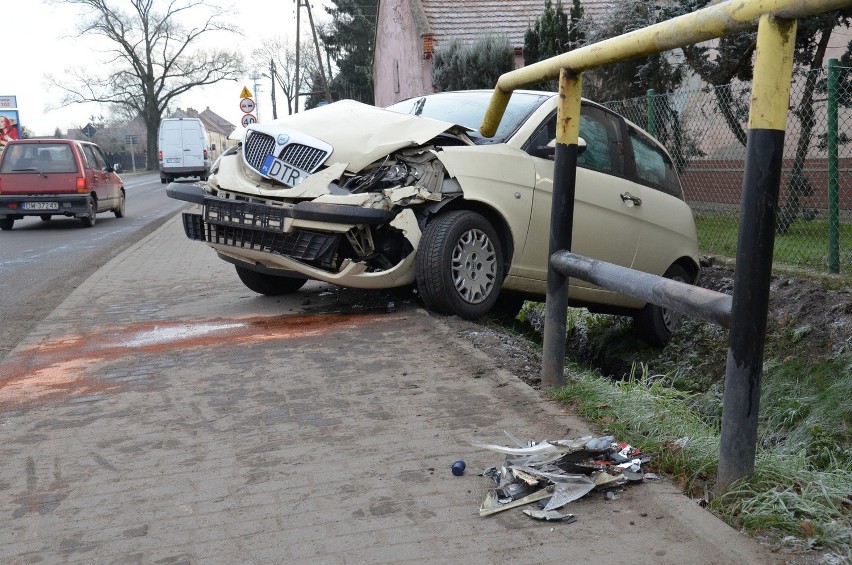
{"left": 502, "top": 304, "right": 852, "bottom": 558}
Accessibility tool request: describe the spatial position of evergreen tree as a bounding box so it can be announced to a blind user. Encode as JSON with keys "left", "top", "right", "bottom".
{"left": 319, "top": 0, "right": 377, "bottom": 104}
{"left": 432, "top": 36, "right": 514, "bottom": 92}
{"left": 523, "top": 0, "right": 582, "bottom": 90}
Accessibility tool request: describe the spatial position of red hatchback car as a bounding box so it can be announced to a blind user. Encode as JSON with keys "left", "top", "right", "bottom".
{"left": 0, "top": 139, "right": 125, "bottom": 230}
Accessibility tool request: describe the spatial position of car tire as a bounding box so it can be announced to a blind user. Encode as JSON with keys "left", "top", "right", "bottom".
{"left": 160, "top": 177, "right": 168, "bottom": 185}
{"left": 416, "top": 210, "right": 504, "bottom": 319}
{"left": 40, "top": 214, "right": 52, "bottom": 221}
{"left": 114, "top": 190, "right": 126, "bottom": 218}
{"left": 235, "top": 265, "right": 308, "bottom": 295}
{"left": 0, "top": 218, "right": 14, "bottom": 230}
{"left": 80, "top": 196, "right": 97, "bottom": 228}
{"left": 634, "top": 263, "right": 691, "bottom": 346}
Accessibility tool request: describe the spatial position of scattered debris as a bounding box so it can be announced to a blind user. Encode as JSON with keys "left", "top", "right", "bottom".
{"left": 473, "top": 433, "right": 656, "bottom": 520}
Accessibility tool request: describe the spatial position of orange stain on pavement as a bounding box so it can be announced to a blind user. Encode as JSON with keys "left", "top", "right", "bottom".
{"left": 0, "top": 312, "right": 398, "bottom": 410}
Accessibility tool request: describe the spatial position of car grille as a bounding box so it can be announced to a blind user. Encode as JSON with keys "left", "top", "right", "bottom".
{"left": 243, "top": 131, "right": 277, "bottom": 171}
{"left": 243, "top": 131, "right": 329, "bottom": 175}
{"left": 183, "top": 212, "right": 339, "bottom": 264}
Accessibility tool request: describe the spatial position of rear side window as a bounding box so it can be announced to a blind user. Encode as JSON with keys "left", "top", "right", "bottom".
{"left": 628, "top": 128, "right": 683, "bottom": 199}
{"left": 0, "top": 143, "right": 78, "bottom": 174}
{"left": 82, "top": 145, "right": 101, "bottom": 171}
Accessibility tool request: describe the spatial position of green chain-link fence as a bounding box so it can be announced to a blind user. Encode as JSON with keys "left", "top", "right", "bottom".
{"left": 603, "top": 61, "right": 851, "bottom": 275}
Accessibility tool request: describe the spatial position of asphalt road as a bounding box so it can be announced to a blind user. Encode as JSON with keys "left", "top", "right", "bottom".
{"left": 0, "top": 172, "right": 190, "bottom": 359}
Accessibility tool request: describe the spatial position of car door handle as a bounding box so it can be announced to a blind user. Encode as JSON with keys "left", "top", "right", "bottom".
{"left": 620, "top": 192, "right": 642, "bottom": 206}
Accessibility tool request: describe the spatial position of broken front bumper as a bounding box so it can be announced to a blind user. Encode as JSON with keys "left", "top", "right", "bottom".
{"left": 168, "top": 183, "right": 421, "bottom": 289}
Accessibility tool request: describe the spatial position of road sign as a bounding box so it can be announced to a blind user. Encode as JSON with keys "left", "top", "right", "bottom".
{"left": 82, "top": 124, "right": 97, "bottom": 138}
{"left": 125, "top": 135, "right": 138, "bottom": 145}
{"left": 239, "top": 98, "right": 256, "bottom": 114}
{"left": 241, "top": 114, "right": 257, "bottom": 127}
{"left": 239, "top": 86, "right": 253, "bottom": 98}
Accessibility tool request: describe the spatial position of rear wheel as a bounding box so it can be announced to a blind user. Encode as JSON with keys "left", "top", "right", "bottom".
{"left": 235, "top": 265, "right": 308, "bottom": 295}
{"left": 0, "top": 218, "right": 14, "bottom": 230}
{"left": 114, "top": 190, "right": 126, "bottom": 218}
{"left": 40, "top": 214, "right": 52, "bottom": 221}
{"left": 80, "top": 196, "right": 97, "bottom": 228}
{"left": 633, "top": 263, "right": 691, "bottom": 346}
{"left": 416, "top": 210, "right": 504, "bottom": 319}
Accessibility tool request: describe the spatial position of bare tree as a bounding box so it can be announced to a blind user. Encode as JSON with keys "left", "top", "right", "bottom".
{"left": 252, "top": 35, "right": 319, "bottom": 116}
{"left": 49, "top": 0, "right": 244, "bottom": 169}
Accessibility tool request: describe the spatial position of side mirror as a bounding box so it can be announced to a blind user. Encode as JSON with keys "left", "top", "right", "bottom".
{"left": 112, "top": 163, "right": 122, "bottom": 173}
{"left": 578, "top": 136, "right": 587, "bottom": 155}
{"left": 211, "top": 143, "right": 216, "bottom": 151}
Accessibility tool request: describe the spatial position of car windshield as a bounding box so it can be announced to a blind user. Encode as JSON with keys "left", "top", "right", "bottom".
{"left": 386, "top": 91, "right": 551, "bottom": 145}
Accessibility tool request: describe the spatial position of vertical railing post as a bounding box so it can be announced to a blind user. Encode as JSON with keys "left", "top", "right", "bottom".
{"left": 717, "top": 14, "right": 797, "bottom": 491}
{"left": 828, "top": 58, "right": 840, "bottom": 274}
{"left": 647, "top": 88, "right": 657, "bottom": 137}
{"left": 541, "top": 69, "right": 583, "bottom": 388}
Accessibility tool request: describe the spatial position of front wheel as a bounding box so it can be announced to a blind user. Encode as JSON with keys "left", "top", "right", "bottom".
{"left": 416, "top": 210, "right": 504, "bottom": 319}
{"left": 235, "top": 265, "right": 308, "bottom": 295}
{"left": 633, "top": 263, "right": 691, "bottom": 346}
{"left": 80, "top": 196, "right": 97, "bottom": 228}
{"left": 40, "top": 214, "right": 52, "bottom": 221}
{"left": 0, "top": 218, "right": 14, "bottom": 230}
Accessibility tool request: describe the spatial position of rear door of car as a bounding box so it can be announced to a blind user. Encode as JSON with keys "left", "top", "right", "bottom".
{"left": 91, "top": 143, "right": 120, "bottom": 206}
{"left": 623, "top": 126, "right": 698, "bottom": 278}
{"left": 516, "top": 105, "right": 642, "bottom": 300}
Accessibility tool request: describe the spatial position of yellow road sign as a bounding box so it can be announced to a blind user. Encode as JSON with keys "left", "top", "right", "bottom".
{"left": 239, "top": 86, "right": 253, "bottom": 99}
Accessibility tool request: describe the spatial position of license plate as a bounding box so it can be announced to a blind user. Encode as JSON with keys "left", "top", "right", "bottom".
{"left": 23, "top": 202, "right": 59, "bottom": 211}
{"left": 260, "top": 155, "right": 310, "bottom": 188}
{"left": 166, "top": 158, "right": 181, "bottom": 163}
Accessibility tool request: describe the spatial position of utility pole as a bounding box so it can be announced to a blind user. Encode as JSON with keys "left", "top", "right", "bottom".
{"left": 250, "top": 71, "right": 263, "bottom": 121}
{"left": 304, "top": 0, "right": 333, "bottom": 104}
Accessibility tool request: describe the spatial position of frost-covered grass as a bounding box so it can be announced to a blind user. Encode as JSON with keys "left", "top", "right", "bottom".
{"left": 550, "top": 360, "right": 852, "bottom": 555}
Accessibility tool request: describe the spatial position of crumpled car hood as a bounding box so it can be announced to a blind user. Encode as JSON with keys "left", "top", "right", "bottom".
{"left": 247, "top": 99, "right": 467, "bottom": 172}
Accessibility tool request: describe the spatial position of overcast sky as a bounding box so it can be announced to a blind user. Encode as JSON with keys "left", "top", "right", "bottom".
{"left": 6, "top": 0, "right": 331, "bottom": 136}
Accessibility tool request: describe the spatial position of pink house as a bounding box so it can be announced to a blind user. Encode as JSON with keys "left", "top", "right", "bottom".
{"left": 373, "top": 0, "right": 550, "bottom": 107}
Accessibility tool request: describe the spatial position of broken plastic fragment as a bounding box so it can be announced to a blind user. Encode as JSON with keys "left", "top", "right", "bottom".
{"left": 478, "top": 467, "right": 501, "bottom": 486}
{"left": 584, "top": 435, "right": 616, "bottom": 451}
{"left": 542, "top": 477, "right": 597, "bottom": 511}
{"left": 472, "top": 440, "right": 574, "bottom": 457}
{"left": 594, "top": 471, "right": 624, "bottom": 488}
{"left": 523, "top": 509, "right": 577, "bottom": 523}
{"left": 479, "top": 485, "right": 556, "bottom": 517}
{"left": 643, "top": 472, "right": 660, "bottom": 481}
{"left": 606, "top": 491, "right": 621, "bottom": 501}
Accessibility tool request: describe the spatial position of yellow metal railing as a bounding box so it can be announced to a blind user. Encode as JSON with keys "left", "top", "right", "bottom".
{"left": 479, "top": 0, "right": 852, "bottom": 490}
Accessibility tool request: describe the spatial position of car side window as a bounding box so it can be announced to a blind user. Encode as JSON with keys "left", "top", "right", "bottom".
{"left": 93, "top": 146, "right": 111, "bottom": 172}
{"left": 82, "top": 145, "right": 101, "bottom": 171}
{"left": 628, "top": 127, "right": 683, "bottom": 199}
{"left": 525, "top": 106, "right": 624, "bottom": 177}
{"left": 577, "top": 108, "right": 624, "bottom": 176}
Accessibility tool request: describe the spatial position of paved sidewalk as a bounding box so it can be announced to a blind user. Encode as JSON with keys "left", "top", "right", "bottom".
{"left": 0, "top": 215, "right": 780, "bottom": 564}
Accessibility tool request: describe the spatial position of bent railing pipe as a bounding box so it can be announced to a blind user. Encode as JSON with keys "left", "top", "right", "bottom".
{"left": 550, "top": 252, "right": 732, "bottom": 329}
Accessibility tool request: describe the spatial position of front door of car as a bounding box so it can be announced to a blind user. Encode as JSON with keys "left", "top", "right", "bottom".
{"left": 516, "top": 105, "right": 642, "bottom": 298}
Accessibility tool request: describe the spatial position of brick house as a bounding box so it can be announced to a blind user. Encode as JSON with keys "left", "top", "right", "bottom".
{"left": 373, "top": 0, "right": 613, "bottom": 107}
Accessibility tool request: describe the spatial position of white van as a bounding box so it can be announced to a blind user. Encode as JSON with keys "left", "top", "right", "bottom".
{"left": 158, "top": 118, "right": 214, "bottom": 184}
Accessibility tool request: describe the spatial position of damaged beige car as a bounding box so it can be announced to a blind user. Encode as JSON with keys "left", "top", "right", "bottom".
{"left": 167, "top": 90, "right": 700, "bottom": 345}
